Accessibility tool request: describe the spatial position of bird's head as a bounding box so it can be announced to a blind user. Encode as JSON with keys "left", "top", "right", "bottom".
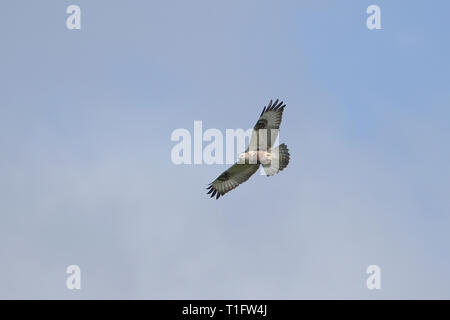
{"left": 238, "top": 152, "right": 247, "bottom": 163}
{"left": 238, "top": 151, "right": 258, "bottom": 164}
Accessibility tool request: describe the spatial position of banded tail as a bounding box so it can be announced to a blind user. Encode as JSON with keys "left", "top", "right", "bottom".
{"left": 263, "top": 143, "right": 290, "bottom": 176}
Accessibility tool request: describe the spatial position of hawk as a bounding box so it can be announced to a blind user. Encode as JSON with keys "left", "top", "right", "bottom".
{"left": 207, "top": 99, "right": 290, "bottom": 199}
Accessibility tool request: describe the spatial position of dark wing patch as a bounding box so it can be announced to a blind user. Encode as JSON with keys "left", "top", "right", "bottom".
{"left": 254, "top": 118, "right": 268, "bottom": 130}
{"left": 217, "top": 171, "right": 230, "bottom": 181}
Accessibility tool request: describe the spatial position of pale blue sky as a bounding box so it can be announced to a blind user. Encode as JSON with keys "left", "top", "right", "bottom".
{"left": 0, "top": 0, "right": 449, "bottom": 299}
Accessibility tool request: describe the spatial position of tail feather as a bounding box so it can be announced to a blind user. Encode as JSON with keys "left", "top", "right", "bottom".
{"left": 263, "top": 143, "right": 290, "bottom": 176}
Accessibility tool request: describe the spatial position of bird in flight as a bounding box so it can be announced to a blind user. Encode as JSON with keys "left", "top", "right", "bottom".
{"left": 207, "top": 99, "right": 290, "bottom": 199}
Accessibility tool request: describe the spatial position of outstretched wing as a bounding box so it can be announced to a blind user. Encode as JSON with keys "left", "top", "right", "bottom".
{"left": 248, "top": 99, "right": 286, "bottom": 151}
{"left": 207, "top": 163, "right": 260, "bottom": 199}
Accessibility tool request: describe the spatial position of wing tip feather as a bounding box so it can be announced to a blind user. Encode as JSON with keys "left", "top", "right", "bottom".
{"left": 261, "top": 98, "right": 286, "bottom": 114}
